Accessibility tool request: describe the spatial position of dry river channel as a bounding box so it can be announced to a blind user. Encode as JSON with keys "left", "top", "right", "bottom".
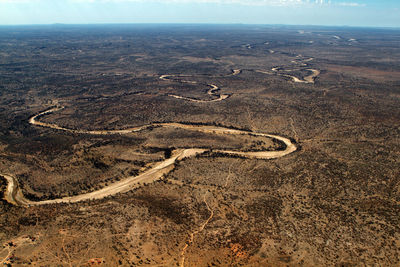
{"left": 1, "top": 68, "right": 305, "bottom": 206}
{"left": 2, "top": 107, "right": 297, "bottom": 206}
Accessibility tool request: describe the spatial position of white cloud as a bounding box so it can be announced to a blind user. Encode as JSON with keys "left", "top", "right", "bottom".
{"left": 69, "top": 0, "right": 307, "bottom": 5}
{"left": 0, "top": 0, "right": 38, "bottom": 2}
{"left": 0, "top": 0, "right": 367, "bottom": 7}
{"left": 337, "top": 2, "right": 366, "bottom": 7}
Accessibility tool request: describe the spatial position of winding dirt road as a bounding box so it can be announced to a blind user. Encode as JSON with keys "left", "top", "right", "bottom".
{"left": 179, "top": 194, "right": 214, "bottom": 267}
{"left": 2, "top": 106, "right": 296, "bottom": 206}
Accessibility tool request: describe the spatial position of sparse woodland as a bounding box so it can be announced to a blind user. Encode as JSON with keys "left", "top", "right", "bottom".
{"left": 0, "top": 25, "right": 399, "bottom": 266}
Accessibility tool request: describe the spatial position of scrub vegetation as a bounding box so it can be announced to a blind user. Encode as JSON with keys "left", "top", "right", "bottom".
{"left": 0, "top": 24, "right": 399, "bottom": 266}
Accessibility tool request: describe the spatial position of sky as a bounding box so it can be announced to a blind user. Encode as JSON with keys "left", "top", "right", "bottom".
{"left": 0, "top": 0, "right": 399, "bottom": 27}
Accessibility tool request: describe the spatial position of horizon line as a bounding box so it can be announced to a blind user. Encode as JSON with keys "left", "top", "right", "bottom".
{"left": 0, "top": 22, "right": 399, "bottom": 30}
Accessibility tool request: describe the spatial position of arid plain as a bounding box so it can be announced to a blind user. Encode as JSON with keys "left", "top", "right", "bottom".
{"left": 0, "top": 25, "right": 399, "bottom": 266}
